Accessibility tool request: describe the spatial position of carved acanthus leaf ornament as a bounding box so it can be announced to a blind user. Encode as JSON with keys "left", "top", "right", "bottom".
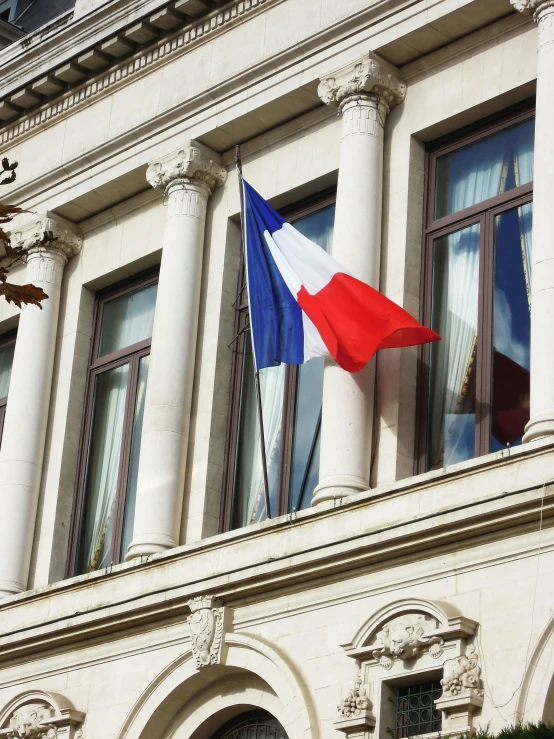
{"left": 0, "top": 693, "right": 85, "bottom": 739}
{"left": 187, "top": 595, "right": 225, "bottom": 668}
{"left": 318, "top": 53, "right": 406, "bottom": 113}
{"left": 146, "top": 143, "right": 227, "bottom": 195}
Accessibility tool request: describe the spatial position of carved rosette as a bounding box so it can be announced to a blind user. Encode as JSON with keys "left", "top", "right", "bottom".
{"left": 318, "top": 53, "right": 406, "bottom": 118}
{"left": 187, "top": 595, "right": 225, "bottom": 669}
{"left": 0, "top": 693, "right": 85, "bottom": 739}
{"left": 146, "top": 142, "right": 227, "bottom": 198}
{"left": 9, "top": 214, "right": 83, "bottom": 264}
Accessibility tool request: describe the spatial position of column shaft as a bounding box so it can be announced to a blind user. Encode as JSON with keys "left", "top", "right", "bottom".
{"left": 0, "top": 217, "right": 81, "bottom": 597}
{"left": 523, "top": 2, "right": 554, "bottom": 441}
{"left": 313, "top": 54, "right": 405, "bottom": 505}
{"left": 127, "top": 143, "right": 226, "bottom": 560}
{"left": 317, "top": 96, "right": 384, "bottom": 501}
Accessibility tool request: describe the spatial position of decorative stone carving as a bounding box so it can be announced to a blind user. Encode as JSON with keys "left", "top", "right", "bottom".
{"left": 511, "top": 0, "right": 554, "bottom": 14}
{"left": 435, "top": 646, "right": 484, "bottom": 733}
{"left": 370, "top": 614, "right": 444, "bottom": 669}
{"left": 146, "top": 142, "right": 227, "bottom": 195}
{"left": 441, "top": 645, "right": 483, "bottom": 698}
{"left": 318, "top": 52, "right": 406, "bottom": 114}
{"left": 0, "top": 693, "right": 84, "bottom": 739}
{"left": 9, "top": 213, "right": 83, "bottom": 262}
{"left": 338, "top": 672, "right": 372, "bottom": 717}
{"left": 335, "top": 672, "right": 376, "bottom": 737}
{"left": 187, "top": 595, "right": 225, "bottom": 668}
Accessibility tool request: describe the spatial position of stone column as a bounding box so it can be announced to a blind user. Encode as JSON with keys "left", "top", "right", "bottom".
{"left": 126, "top": 142, "right": 226, "bottom": 560}
{"left": 312, "top": 53, "right": 406, "bottom": 505}
{"left": 511, "top": 0, "right": 554, "bottom": 442}
{"left": 0, "top": 215, "right": 82, "bottom": 597}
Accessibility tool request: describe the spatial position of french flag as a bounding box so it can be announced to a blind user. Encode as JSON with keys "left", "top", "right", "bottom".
{"left": 242, "top": 179, "right": 440, "bottom": 373}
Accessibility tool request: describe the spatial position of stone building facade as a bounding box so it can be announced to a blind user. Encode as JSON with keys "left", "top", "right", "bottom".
{"left": 0, "top": 1, "right": 553, "bottom": 739}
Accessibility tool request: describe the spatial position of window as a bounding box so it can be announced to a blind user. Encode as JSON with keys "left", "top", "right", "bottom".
{"left": 0, "top": 333, "right": 15, "bottom": 448}
{"left": 387, "top": 680, "right": 442, "bottom": 738}
{"left": 212, "top": 712, "right": 288, "bottom": 739}
{"left": 222, "top": 192, "right": 335, "bottom": 530}
{"left": 419, "top": 107, "right": 534, "bottom": 472}
{"left": 68, "top": 272, "right": 157, "bottom": 575}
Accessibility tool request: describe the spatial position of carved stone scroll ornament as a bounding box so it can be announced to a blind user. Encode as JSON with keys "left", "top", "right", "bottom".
{"left": 317, "top": 52, "right": 406, "bottom": 114}
{"left": 187, "top": 595, "right": 225, "bottom": 668}
{"left": 146, "top": 142, "right": 227, "bottom": 195}
{"left": 9, "top": 214, "right": 83, "bottom": 263}
{"left": 371, "top": 614, "right": 444, "bottom": 669}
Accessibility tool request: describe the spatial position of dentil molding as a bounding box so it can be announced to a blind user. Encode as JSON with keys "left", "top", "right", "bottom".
{"left": 8, "top": 213, "right": 83, "bottom": 262}
{"left": 318, "top": 52, "right": 406, "bottom": 114}
{"left": 146, "top": 142, "right": 227, "bottom": 196}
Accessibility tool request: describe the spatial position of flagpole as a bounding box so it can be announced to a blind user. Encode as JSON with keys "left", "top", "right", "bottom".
{"left": 235, "top": 145, "right": 272, "bottom": 520}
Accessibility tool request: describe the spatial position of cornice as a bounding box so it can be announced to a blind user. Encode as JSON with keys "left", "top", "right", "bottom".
{"left": 0, "top": 443, "right": 551, "bottom": 663}
{"left": 0, "top": 0, "right": 278, "bottom": 143}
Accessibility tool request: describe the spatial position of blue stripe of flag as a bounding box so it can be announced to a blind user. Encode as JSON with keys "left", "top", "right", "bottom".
{"left": 243, "top": 180, "right": 305, "bottom": 369}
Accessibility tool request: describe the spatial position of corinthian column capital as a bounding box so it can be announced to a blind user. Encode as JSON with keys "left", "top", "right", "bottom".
{"left": 146, "top": 141, "right": 227, "bottom": 196}
{"left": 511, "top": 0, "right": 554, "bottom": 15}
{"left": 318, "top": 52, "right": 406, "bottom": 114}
{"left": 10, "top": 213, "right": 82, "bottom": 261}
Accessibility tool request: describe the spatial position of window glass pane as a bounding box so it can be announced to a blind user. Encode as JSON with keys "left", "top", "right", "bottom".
{"left": 491, "top": 203, "right": 532, "bottom": 451}
{"left": 428, "top": 223, "right": 480, "bottom": 469}
{"left": 232, "top": 333, "right": 284, "bottom": 527}
{"left": 289, "top": 356, "right": 323, "bottom": 512}
{"left": 0, "top": 341, "right": 15, "bottom": 399}
{"left": 120, "top": 354, "right": 149, "bottom": 558}
{"left": 287, "top": 204, "right": 334, "bottom": 509}
{"left": 231, "top": 203, "right": 334, "bottom": 526}
{"left": 435, "top": 118, "right": 534, "bottom": 219}
{"left": 77, "top": 364, "right": 129, "bottom": 574}
{"left": 98, "top": 282, "right": 157, "bottom": 357}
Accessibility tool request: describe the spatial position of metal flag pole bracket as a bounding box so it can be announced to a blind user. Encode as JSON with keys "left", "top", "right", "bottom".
{"left": 235, "top": 145, "right": 272, "bottom": 521}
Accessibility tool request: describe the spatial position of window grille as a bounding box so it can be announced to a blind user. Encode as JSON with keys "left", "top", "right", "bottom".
{"left": 387, "top": 680, "right": 442, "bottom": 738}
{"left": 214, "top": 713, "right": 288, "bottom": 739}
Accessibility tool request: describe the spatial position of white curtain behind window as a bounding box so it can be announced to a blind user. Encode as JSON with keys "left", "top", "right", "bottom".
{"left": 0, "top": 343, "right": 15, "bottom": 399}
{"left": 79, "top": 293, "right": 156, "bottom": 573}
{"left": 430, "top": 143, "right": 506, "bottom": 467}
{"left": 513, "top": 131, "right": 534, "bottom": 309}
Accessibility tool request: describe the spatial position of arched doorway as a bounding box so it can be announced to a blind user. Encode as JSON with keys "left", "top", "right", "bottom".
{"left": 211, "top": 711, "right": 289, "bottom": 739}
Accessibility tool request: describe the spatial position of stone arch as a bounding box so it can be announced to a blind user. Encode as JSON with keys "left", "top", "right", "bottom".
{"left": 118, "top": 633, "right": 317, "bottom": 739}
{"left": 516, "top": 613, "right": 554, "bottom": 722}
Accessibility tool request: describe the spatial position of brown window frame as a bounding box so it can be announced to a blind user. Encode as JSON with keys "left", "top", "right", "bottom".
{"left": 416, "top": 102, "right": 535, "bottom": 473}
{"left": 66, "top": 269, "right": 158, "bottom": 576}
{"left": 0, "top": 330, "right": 16, "bottom": 448}
{"left": 220, "top": 188, "right": 336, "bottom": 532}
